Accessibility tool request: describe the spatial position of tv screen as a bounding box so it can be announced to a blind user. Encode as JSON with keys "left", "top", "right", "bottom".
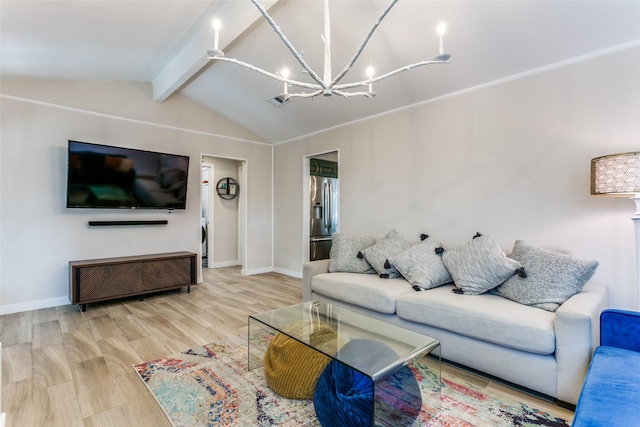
{"left": 66, "top": 140, "right": 190, "bottom": 209}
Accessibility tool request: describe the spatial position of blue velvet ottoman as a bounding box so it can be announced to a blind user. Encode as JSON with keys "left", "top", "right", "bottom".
{"left": 313, "top": 338, "right": 422, "bottom": 427}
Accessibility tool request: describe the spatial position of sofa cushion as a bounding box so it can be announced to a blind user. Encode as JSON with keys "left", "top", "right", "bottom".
{"left": 361, "top": 229, "right": 410, "bottom": 278}
{"left": 388, "top": 237, "right": 452, "bottom": 291}
{"left": 396, "top": 285, "right": 556, "bottom": 354}
{"left": 328, "top": 233, "right": 376, "bottom": 274}
{"left": 572, "top": 346, "right": 640, "bottom": 427}
{"left": 442, "top": 234, "right": 523, "bottom": 295}
{"left": 311, "top": 273, "right": 412, "bottom": 314}
{"left": 496, "top": 240, "right": 598, "bottom": 312}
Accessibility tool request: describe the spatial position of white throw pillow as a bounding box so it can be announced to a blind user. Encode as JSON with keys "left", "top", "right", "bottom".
{"left": 388, "top": 236, "right": 452, "bottom": 290}
{"left": 361, "top": 229, "right": 410, "bottom": 278}
{"left": 442, "top": 233, "right": 524, "bottom": 295}
{"left": 496, "top": 240, "right": 598, "bottom": 311}
{"left": 328, "top": 233, "right": 376, "bottom": 274}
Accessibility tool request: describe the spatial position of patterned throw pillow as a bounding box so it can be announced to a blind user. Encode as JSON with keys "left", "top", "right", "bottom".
{"left": 361, "top": 229, "right": 411, "bottom": 278}
{"left": 388, "top": 236, "right": 452, "bottom": 290}
{"left": 328, "top": 233, "right": 376, "bottom": 274}
{"left": 496, "top": 240, "right": 598, "bottom": 311}
{"left": 442, "top": 233, "right": 524, "bottom": 295}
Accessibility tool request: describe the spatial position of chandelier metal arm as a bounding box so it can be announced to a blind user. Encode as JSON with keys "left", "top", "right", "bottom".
{"left": 332, "top": 90, "right": 375, "bottom": 100}
{"left": 333, "top": 58, "right": 449, "bottom": 91}
{"left": 329, "top": 0, "right": 399, "bottom": 88}
{"left": 250, "top": 0, "right": 327, "bottom": 89}
{"left": 281, "top": 90, "right": 325, "bottom": 99}
{"left": 207, "top": 56, "right": 323, "bottom": 91}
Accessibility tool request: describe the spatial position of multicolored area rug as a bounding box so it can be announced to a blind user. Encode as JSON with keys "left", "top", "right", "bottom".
{"left": 133, "top": 333, "right": 570, "bottom": 427}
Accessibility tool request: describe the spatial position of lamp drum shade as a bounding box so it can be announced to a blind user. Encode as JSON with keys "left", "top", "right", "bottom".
{"left": 591, "top": 152, "right": 640, "bottom": 196}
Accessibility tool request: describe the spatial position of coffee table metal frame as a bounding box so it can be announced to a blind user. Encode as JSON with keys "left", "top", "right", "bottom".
{"left": 248, "top": 301, "right": 441, "bottom": 425}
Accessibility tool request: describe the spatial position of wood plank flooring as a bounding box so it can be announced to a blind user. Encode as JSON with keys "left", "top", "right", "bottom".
{"left": 1, "top": 266, "right": 574, "bottom": 426}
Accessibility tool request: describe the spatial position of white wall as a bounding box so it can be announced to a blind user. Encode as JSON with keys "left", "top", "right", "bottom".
{"left": 0, "top": 82, "right": 273, "bottom": 314}
{"left": 274, "top": 46, "right": 640, "bottom": 309}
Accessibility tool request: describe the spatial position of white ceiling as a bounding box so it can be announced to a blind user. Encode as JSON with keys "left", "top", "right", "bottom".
{"left": 2, "top": 1, "right": 640, "bottom": 143}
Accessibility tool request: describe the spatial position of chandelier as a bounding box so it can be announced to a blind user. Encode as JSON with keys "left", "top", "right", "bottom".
{"left": 206, "top": 0, "right": 451, "bottom": 100}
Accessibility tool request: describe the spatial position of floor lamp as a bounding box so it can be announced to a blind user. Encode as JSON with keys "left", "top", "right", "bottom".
{"left": 591, "top": 152, "right": 640, "bottom": 309}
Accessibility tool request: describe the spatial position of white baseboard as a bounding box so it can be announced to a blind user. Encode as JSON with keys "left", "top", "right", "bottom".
{"left": 272, "top": 267, "right": 302, "bottom": 278}
{"left": 0, "top": 296, "right": 70, "bottom": 315}
{"left": 208, "top": 260, "right": 241, "bottom": 269}
{"left": 242, "top": 266, "right": 273, "bottom": 275}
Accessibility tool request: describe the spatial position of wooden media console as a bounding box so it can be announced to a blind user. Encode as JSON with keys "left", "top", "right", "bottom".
{"left": 69, "top": 252, "right": 197, "bottom": 311}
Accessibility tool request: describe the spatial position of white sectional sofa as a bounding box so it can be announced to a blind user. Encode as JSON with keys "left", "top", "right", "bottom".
{"left": 303, "top": 254, "right": 608, "bottom": 406}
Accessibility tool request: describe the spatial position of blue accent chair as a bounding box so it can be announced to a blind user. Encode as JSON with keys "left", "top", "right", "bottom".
{"left": 572, "top": 309, "right": 640, "bottom": 426}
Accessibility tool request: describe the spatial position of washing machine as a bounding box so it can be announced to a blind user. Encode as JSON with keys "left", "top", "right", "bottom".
{"left": 201, "top": 217, "right": 208, "bottom": 257}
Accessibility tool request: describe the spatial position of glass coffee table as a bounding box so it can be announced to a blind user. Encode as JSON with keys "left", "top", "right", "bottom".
{"left": 248, "top": 301, "right": 441, "bottom": 426}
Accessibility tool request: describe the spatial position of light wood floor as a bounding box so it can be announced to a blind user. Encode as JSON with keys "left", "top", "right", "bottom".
{"left": 1, "top": 266, "right": 574, "bottom": 426}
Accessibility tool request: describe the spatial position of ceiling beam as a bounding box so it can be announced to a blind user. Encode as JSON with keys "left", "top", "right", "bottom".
{"left": 152, "top": 0, "right": 279, "bottom": 103}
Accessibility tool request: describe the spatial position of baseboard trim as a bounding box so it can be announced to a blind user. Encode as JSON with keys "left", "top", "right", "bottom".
{"left": 272, "top": 267, "right": 302, "bottom": 278}
{"left": 208, "top": 261, "right": 241, "bottom": 269}
{"left": 0, "top": 296, "right": 70, "bottom": 315}
{"left": 242, "top": 266, "right": 273, "bottom": 276}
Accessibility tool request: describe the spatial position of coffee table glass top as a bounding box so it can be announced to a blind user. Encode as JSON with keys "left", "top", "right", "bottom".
{"left": 248, "top": 300, "right": 440, "bottom": 379}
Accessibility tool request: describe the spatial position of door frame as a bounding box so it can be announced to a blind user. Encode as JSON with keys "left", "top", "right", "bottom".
{"left": 201, "top": 164, "right": 214, "bottom": 263}
{"left": 201, "top": 154, "right": 248, "bottom": 273}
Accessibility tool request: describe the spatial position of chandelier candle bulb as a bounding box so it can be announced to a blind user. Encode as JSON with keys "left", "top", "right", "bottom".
{"left": 437, "top": 23, "right": 446, "bottom": 55}
{"left": 282, "top": 68, "right": 290, "bottom": 94}
{"left": 367, "top": 67, "right": 374, "bottom": 93}
{"left": 213, "top": 19, "right": 221, "bottom": 51}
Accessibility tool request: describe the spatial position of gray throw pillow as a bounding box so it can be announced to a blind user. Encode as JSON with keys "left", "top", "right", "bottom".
{"left": 361, "top": 229, "right": 410, "bottom": 278}
{"left": 328, "top": 233, "right": 376, "bottom": 274}
{"left": 496, "top": 240, "right": 598, "bottom": 312}
{"left": 442, "top": 233, "right": 524, "bottom": 295}
{"left": 388, "top": 237, "right": 452, "bottom": 291}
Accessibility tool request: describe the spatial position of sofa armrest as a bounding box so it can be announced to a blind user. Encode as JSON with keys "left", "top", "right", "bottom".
{"left": 303, "top": 260, "right": 330, "bottom": 301}
{"left": 600, "top": 309, "right": 640, "bottom": 352}
{"left": 554, "top": 282, "right": 609, "bottom": 404}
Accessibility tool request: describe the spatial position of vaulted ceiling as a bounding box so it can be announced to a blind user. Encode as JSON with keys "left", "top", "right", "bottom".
{"left": 2, "top": 1, "right": 639, "bottom": 143}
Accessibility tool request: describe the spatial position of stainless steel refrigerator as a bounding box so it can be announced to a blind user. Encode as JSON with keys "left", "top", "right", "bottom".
{"left": 310, "top": 175, "right": 339, "bottom": 261}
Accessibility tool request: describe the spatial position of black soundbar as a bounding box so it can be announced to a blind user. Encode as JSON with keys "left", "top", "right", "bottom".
{"left": 88, "top": 220, "right": 168, "bottom": 226}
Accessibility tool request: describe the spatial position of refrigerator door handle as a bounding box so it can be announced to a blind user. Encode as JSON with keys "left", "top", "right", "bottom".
{"left": 324, "top": 182, "right": 332, "bottom": 229}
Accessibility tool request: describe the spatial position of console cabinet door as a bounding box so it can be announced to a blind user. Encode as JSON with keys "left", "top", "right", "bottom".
{"left": 76, "top": 262, "right": 143, "bottom": 301}
{"left": 141, "top": 257, "right": 193, "bottom": 291}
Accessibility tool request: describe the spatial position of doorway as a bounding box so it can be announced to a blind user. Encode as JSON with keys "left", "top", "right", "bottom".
{"left": 303, "top": 150, "right": 339, "bottom": 263}
{"left": 201, "top": 155, "right": 247, "bottom": 271}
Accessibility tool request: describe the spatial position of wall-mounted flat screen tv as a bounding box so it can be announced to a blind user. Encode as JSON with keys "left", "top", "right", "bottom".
{"left": 66, "top": 140, "right": 190, "bottom": 209}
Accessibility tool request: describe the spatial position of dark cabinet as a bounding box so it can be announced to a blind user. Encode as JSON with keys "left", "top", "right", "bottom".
{"left": 310, "top": 159, "right": 338, "bottom": 178}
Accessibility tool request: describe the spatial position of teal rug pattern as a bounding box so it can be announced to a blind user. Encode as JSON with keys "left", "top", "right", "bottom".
{"left": 134, "top": 333, "right": 571, "bottom": 427}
